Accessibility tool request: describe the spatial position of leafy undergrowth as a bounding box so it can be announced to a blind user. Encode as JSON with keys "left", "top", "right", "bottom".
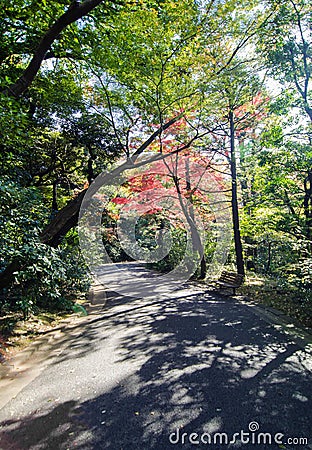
{"left": 0, "top": 308, "right": 85, "bottom": 363}
{"left": 240, "top": 273, "right": 312, "bottom": 329}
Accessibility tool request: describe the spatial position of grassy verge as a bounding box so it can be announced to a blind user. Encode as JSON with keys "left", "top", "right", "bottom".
{"left": 0, "top": 302, "right": 88, "bottom": 364}
{"left": 240, "top": 273, "right": 312, "bottom": 329}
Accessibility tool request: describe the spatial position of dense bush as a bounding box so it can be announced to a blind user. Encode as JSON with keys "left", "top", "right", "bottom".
{"left": 0, "top": 179, "right": 90, "bottom": 318}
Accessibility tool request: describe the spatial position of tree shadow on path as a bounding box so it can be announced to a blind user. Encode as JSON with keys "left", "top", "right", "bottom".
{"left": 0, "top": 293, "right": 311, "bottom": 449}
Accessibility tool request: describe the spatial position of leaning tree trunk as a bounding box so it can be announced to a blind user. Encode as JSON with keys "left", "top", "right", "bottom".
{"left": 0, "top": 1, "right": 106, "bottom": 289}
{"left": 229, "top": 109, "right": 245, "bottom": 276}
{"left": 0, "top": 0, "right": 186, "bottom": 291}
{"left": 0, "top": 116, "right": 181, "bottom": 290}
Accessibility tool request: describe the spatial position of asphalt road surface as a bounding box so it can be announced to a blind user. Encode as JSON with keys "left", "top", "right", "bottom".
{"left": 0, "top": 273, "right": 311, "bottom": 449}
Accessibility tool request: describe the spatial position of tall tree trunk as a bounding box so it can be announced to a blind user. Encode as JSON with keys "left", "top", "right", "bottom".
{"left": 172, "top": 172, "right": 205, "bottom": 279}
{"left": 303, "top": 169, "right": 312, "bottom": 243}
{"left": 185, "top": 156, "right": 207, "bottom": 279}
{"left": 87, "top": 146, "right": 96, "bottom": 184}
{"left": 52, "top": 180, "right": 58, "bottom": 213}
{"left": 229, "top": 109, "right": 245, "bottom": 276}
{"left": 266, "top": 240, "right": 272, "bottom": 273}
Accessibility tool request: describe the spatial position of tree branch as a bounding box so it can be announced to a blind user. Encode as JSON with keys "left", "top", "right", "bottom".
{"left": 3, "top": 0, "right": 105, "bottom": 98}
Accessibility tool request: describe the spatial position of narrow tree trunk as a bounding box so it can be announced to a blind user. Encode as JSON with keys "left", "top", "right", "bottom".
{"left": 303, "top": 169, "right": 312, "bottom": 243}
{"left": 229, "top": 109, "right": 245, "bottom": 276}
{"left": 185, "top": 156, "right": 207, "bottom": 279}
{"left": 52, "top": 180, "right": 58, "bottom": 213}
{"left": 87, "top": 146, "right": 96, "bottom": 184}
{"left": 266, "top": 240, "right": 272, "bottom": 273}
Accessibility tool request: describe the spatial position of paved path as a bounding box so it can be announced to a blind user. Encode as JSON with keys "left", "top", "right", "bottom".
{"left": 0, "top": 266, "right": 311, "bottom": 449}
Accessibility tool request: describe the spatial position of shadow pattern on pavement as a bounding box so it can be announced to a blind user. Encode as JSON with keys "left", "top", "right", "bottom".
{"left": 0, "top": 292, "right": 311, "bottom": 450}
